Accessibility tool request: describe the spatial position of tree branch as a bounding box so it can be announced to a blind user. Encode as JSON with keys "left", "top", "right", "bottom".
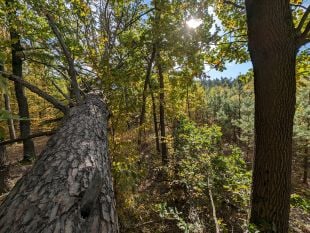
{"left": 290, "top": 3, "right": 307, "bottom": 11}
{"left": 297, "top": 20, "right": 310, "bottom": 48}
{"left": 301, "top": 20, "right": 310, "bottom": 38}
{"left": 118, "top": 8, "right": 155, "bottom": 35}
{"left": 207, "top": 176, "right": 220, "bottom": 233}
{"left": 45, "top": 13, "right": 82, "bottom": 103}
{"left": 223, "top": 0, "right": 245, "bottom": 10}
{"left": 0, "top": 71, "right": 68, "bottom": 113}
{"left": 296, "top": 5, "right": 310, "bottom": 33}
{"left": 0, "top": 130, "right": 56, "bottom": 146}
{"left": 49, "top": 78, "right": 72, "bottom": 104}
{"left": 27, "top": 58, "right": 70, "bottom": 81}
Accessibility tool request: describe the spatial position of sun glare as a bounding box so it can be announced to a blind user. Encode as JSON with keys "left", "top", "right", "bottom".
{"left": 186, "top": 18, "right": 203, "bottom": 29}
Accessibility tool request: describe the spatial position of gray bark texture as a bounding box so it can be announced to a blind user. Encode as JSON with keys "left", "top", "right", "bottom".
{"left": 0, "top": 95, "right": 119, "bottom": 233}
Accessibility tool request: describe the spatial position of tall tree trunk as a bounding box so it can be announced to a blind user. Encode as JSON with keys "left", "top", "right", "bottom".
{"left": 150, "top": 89, "right": 160, "bottom": 154}
{"left": 138, "top": 45, "right": 156, "bottom": 146}
{"left": 186, "top": 85, "right": 191, "bottom": 119}
{"left": 303, "top": 93, "right": 309, "bottom": 184}
{"left": 237, "top": 79, "right": 242, "bottom": 144}
{"left": 157, "top": 56, "right": 168, "bottom": 165}
{"left": 0, "top": 61, "right": 16, "bottom": 140}
{"left": 0, "top": 166, "right": 10, "bottom": 195}
{"left": 0, "top": 95, "right": 119, "bottom": 233}
{"left": 303, "top": 146, "right": 308, "bottom": 184}
{"left": 7, "top": 9, "right": 36, "bottom": 160}
{"left": 10, "top": 32, "right": 36, "bottom": 161}
{"left": 4, "top": 94, "right": 16, "bottom": 140}
{"left": 245, "top": 0, "right": 296, "bottom": 231}
{"left": 0, "top": 135, "right": 9, "bottom": 195}
{"left": 0, "top": 142, "right": 7, "bottom": 168}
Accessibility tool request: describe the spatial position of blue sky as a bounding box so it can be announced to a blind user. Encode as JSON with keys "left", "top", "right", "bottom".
{"left": 208, "top": 62, "right": 252, "bottom": 79}
{"left": 143, "top": 0, "right": 309, "bottom": 79}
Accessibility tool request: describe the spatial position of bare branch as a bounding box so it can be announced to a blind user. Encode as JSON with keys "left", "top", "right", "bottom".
{"left": 0, "top": 71, "right": 68, "bottom": 113}
{"left": 0, "top": 130, "right": 56, "bottom": 146}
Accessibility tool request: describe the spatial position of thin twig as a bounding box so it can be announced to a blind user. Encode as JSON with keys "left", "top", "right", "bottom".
{"left": 208, "top": 176, "right": 220, "bottom": 233}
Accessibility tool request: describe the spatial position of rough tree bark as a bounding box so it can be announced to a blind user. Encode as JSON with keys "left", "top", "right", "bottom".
{"left": 0, "top": 95, "right": 119, "bottom": 233}
{"left": 245, "top": 0, "right": 297, "bottom": 231}
{"left": 6, "top": 0, "right": 36, "bottom": 160}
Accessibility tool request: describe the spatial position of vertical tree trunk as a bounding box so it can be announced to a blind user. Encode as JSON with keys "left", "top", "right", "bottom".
{"left": 186, "top": 85, "right": 191, "bottom": 119}
{"left": 150, "top": 89, "right": 160, "bottom": 154}
{"left": 0, "top": 95, "right": 119, "bottom": 233}
{"left": 237, "top": 79, "right": 242, "bottom": 144}
{"left": 0, "top": 134, "right": 9, "bottom": 195}
{"left": 0, "top": 61, "right": 16, "bottom": 140}
{"left": 10, "top": 31, "right": 36, "bottom": 161}
{"left": 157, "top": 56, "right": 168, "bottom": 165}
{"left": 303, "top": 94, "right": 309, "bottom": 184}
{"left": 0, "top": 165, "right": 10, "bottom": 196}
{"left": 245, "top": 0, "right": 296, "bottom": 232}
{"left": 0, "top": 142, "right": 7, "bottom": 168}
{"left": 6, "top": 0, "right": 35, "bottom": 161}
{"left": 4, "top": 94, "right": 16, "bottom": 140}
{"left": 138, "top": 45, "right": 156, "bottom": 146}
{"left": 303, "top": 147, "right": 308, "bottom": 184}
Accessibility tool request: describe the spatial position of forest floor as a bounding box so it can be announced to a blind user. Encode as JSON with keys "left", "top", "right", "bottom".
{"left": 0, "top": 137, "right": 309, "bottom": 233}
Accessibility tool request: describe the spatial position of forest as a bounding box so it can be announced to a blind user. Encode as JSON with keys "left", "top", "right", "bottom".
{"left": 0, "top": 0, "right": 309, "bottom": 232}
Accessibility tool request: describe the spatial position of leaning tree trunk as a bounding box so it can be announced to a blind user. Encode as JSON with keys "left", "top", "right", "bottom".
{"left": 0, "top": 95, "right": 119, "bottom": 233}
{"left": 245, "top": 0, "right": 296, "bottom": 232}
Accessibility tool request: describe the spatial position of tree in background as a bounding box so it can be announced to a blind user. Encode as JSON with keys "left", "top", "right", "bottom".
{"left": 6, "top": 0, "right": 36, "bottom": 161}
{"left": 0, "top": 0, "right": 309, "bottom": 232}
{"left": 294, "top": 50, "right": 310, "bottom": 185}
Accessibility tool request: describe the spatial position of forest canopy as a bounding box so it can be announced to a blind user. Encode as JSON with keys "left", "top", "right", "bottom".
{"left": 0, "top": 0, "right": 309, "bottom": 232}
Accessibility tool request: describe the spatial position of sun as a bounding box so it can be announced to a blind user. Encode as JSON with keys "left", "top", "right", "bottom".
{"left": 186, "top": 18, "right": 203, "bottom": 29}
